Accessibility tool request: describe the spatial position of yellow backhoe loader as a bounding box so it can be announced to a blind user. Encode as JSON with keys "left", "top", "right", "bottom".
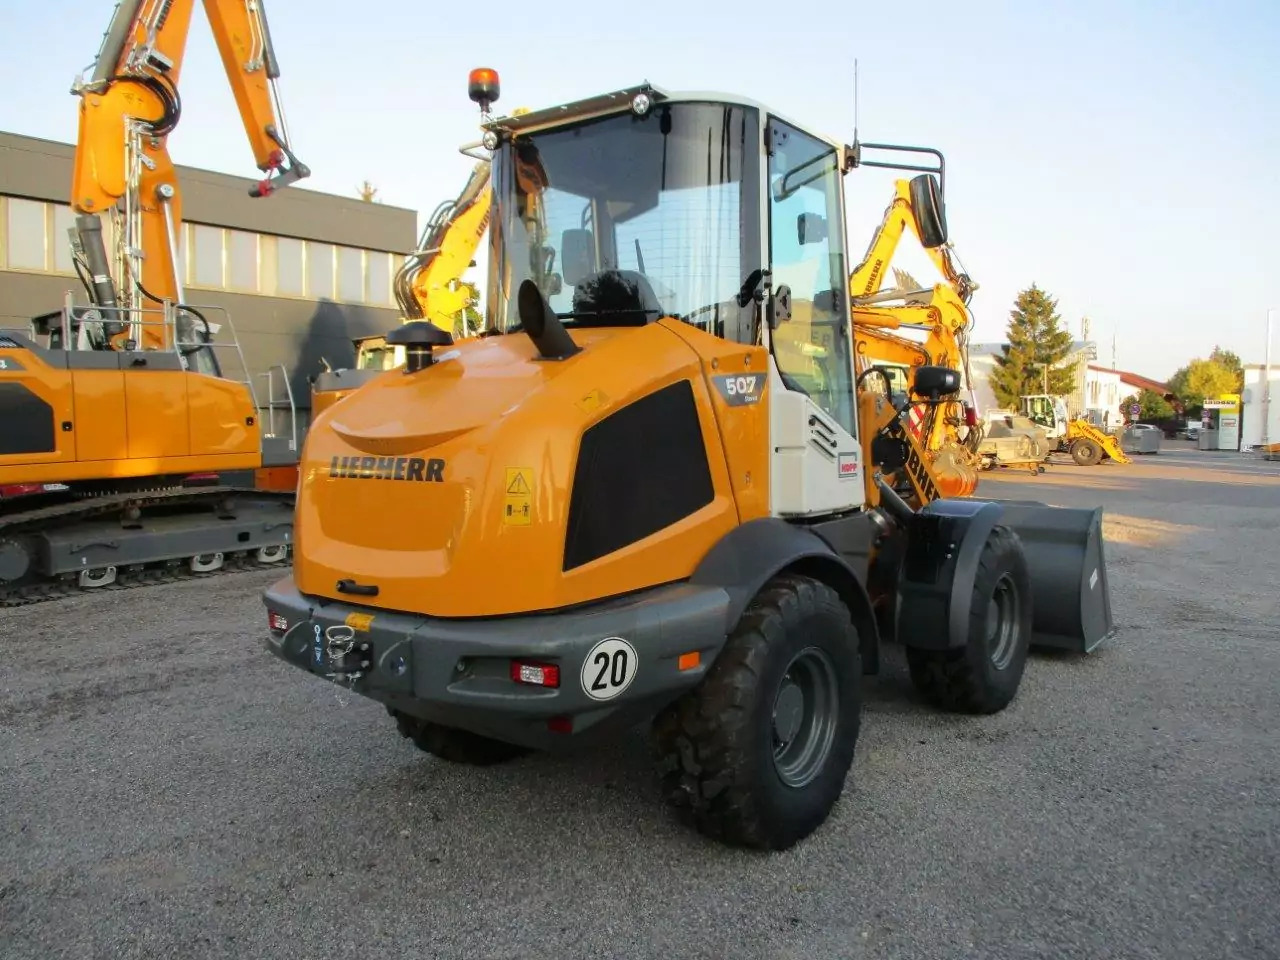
{"left": 264, "top": 78, "right": 1116, "bottom": 852}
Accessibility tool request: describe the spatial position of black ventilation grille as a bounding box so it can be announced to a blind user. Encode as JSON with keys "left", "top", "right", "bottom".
{"left": 0, "top": 383, "right": 55, "bottom": 455}
{"left": 564, "top": 379, "right": 715, "bottom": 571}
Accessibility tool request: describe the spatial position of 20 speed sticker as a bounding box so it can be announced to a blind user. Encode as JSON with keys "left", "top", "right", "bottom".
{"left": 581, "top": 636, "right": 638, "bottom": 701}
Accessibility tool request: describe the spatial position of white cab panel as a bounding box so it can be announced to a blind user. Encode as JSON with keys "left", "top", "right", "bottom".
{"left": 767, "top": 362, "right": 865, "bottom": 517}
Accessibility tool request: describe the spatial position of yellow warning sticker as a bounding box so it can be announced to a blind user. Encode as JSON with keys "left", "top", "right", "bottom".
{"left": 503, "top": 467, "right": 534, "bottom": 525}
{"left": 345, "top": 612, "right": 375, "bottom": 632}
{"left": 505, "top": 467, "right": 533, "bottom": 496}
{"left": 576, "top": 388, "right": 609, "bottom": 414}
{"left": 503, "top": 497, "right": 532, "bottom": 525}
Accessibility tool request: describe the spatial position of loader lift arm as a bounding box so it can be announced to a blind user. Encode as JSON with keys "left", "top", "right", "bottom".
{"left": 69, "top": 0, "right": 309, "bottom": 352}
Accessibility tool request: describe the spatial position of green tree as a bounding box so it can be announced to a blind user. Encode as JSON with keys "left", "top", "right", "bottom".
{"left": 357, "top": 180, "right": 380, "bottom": 203}
{"left": 1209, "top": 345, "right": 1245, "bottom": 392}
{"left": 1168, "top": 355, "right": 1239, "bottom": 415}
{"left": 450, "top": 281, "right": 484, "bottom": 338}
{"left": 1120, "top": 389, "right": 1174, "bottom": 421}
{"left": 988, "top": 284, "right": 1079, "bottom": 408}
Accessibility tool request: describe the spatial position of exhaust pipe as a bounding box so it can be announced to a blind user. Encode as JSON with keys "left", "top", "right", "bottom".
{"left": 517, "top": 279, "right": 580, "bottom": 360}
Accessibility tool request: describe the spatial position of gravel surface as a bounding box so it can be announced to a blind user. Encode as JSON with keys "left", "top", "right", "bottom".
{"left": 3, "top": 446, "right": 1279, "bottom": 959}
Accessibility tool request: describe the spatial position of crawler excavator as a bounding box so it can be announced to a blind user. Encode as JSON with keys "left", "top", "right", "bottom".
{"left": 264, "top": 77, "right": 1116, "bottom": 852}
{"left": 0, "top": 0, "right": 307, "bottom": 604}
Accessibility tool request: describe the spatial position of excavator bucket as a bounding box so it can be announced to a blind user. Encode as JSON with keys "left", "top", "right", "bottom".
{"left": 987, "top": 499, "right": 1116, "bottom": 653}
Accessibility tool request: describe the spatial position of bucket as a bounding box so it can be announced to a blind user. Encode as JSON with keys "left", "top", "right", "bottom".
{"left": 988, "top": 499, "right": 1116, "bottom": 654}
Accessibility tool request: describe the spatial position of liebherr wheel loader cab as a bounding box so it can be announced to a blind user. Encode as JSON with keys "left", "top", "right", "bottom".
{"left": 265, "top": 82, "right": 1116, "bottom": 851}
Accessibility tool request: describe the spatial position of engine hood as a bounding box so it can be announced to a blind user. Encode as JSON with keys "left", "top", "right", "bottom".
{"left": 292, "top": 322, "right": 740, "bottom": 618}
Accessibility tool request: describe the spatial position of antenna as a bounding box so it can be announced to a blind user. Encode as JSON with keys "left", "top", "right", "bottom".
{"left": 853, "top": 58, "right": 859, "bottom": 144}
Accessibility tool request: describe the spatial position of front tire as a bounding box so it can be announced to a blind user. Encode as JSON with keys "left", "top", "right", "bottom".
{"left": 650, "top": 574, "right": 863, "bottom": 851}
{"left": 1071, "top": 438, "right": 1103, "bottom": 466}
{"left": 905, "top": 525, "right": 1032, "bottom": 715}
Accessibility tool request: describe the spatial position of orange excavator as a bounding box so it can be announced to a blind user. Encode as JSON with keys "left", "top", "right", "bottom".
{"left": 0, "top": 0, "right": 307, "bottom": 604}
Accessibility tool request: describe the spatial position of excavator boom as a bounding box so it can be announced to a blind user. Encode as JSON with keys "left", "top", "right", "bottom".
{"left": 70, "top": 0, "right": 308, "bottom": 349}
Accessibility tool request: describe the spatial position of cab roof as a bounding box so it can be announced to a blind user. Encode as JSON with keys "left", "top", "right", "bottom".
{"left": 481, "top": 83, "right": 845, "bottom": 152}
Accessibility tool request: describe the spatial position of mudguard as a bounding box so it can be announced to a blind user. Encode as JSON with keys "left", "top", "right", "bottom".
{"left": 896, "top": 499, "right": 1006, "bottom": 652}
{"left": 985, "top": 499, "right": 1115, "bottom": 653}
{"left": 691, "top": 516, "right": 881, "bottom": 672}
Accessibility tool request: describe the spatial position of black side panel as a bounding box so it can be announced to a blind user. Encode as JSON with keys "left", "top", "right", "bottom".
{"left": 0, "top": 383, "right": 55, "bottom": 455}
{"left": 564, "top": 379, "right": 714, "bottom": 571}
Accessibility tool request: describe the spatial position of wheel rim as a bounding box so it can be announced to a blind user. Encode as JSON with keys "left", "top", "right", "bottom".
{"left": 986, "top": 573, "right": 1020, "bottom": 670}
{"left": 771, "top": 646, "right": 839, "bottom": 788}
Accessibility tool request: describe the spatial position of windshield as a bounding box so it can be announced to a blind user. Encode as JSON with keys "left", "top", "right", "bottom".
{"left": 486, "top": 101, "right": 762, "bottom": 343}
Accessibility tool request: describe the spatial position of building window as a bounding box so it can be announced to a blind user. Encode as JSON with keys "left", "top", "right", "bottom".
{"left": 6, "top": 197, "right": 47, "bottom": 270}
{"left": 307, "top": 242, "right": 334, "bottom": 298}
{"left": 52, "top": 204, "right": 79, "bottom": 274}
{"left": 276, "top": 236, "right": 304, "bottom": 295}
{"left": 191, "top": 224, "right": 224, "bottom": 286}
{"left": 227, "top": 229, "right": 258, "bottom": 292}
{"left": 3, "top": 194, "right": 408, "bottom": 309}
{"left": 337, "top": 245, "right": 363, "bottom": 302}
{"left": 367, "top": 251, "right": 391, "bottom": 306}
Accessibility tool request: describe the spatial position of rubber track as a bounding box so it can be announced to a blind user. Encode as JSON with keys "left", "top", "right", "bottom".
{"left": 0, "top": 486, "right": 294, "bottom": 608}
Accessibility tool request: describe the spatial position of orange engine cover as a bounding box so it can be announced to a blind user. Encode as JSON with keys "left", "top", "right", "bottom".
{"left": 291, "top": 322, "right": 752, "bottom": 619}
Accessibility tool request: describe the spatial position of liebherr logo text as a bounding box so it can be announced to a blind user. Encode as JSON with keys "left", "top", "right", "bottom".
{"left": 328, "top": 456, "right": 445, "bottom": 482}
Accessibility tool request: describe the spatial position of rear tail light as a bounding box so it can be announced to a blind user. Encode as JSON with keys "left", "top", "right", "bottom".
{"left": 268, "top": 611, "right": 289, "bottom": 633}
{"left": 510, "top": 660, "right": 560, "bottom": 688}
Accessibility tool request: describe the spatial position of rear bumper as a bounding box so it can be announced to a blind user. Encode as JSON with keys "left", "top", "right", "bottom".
{"left": 263, "top": 577, "right": 731, "bottom": 751}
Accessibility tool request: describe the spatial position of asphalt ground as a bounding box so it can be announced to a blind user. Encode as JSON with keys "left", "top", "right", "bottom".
{"left": 3, "top": 444, "right": 1279, "bottom": 959}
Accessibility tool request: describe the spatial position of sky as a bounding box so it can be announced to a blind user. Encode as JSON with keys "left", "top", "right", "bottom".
{"left": 1, "top": 0, "right": 1277, "bottom": 381}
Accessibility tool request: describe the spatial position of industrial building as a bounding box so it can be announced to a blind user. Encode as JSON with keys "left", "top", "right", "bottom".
{"left": 0, "top": 130, "right": 416, "bottom": 429}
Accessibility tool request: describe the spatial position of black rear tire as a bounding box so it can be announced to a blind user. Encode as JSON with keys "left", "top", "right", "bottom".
{"left": 393, "top": 711, "right": 531, "bottom": 765}
{"left": 905, "top": 525, "right": 1032, "bottom": 715}
{"left": 650, "top": 574, "right": 863, "bottom": 851}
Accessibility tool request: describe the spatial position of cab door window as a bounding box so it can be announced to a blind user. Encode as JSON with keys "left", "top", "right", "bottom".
{"left": 766, "top": 118, "right": 855, "bottom": 436}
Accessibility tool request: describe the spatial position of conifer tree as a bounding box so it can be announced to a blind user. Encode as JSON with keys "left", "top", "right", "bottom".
{"left": 989, "top": 284, "right": 1078, "bottom": 408}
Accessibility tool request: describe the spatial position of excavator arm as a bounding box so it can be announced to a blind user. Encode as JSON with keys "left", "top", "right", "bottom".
{"left": 848, "top": 178, "right": 975, "bottom": 305}
{"left": 848, "top": 174, "right": 984, "bottom": 498}
{"left": 395, "top": 160, "right": 492, "bottom": 335}
{"left": 69, "top": 0, "right": 307, "bottom": 351}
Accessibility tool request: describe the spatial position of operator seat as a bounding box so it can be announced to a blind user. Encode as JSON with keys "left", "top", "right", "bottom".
{"left": 570, "top": 269, "right": 664, "bottom": 326}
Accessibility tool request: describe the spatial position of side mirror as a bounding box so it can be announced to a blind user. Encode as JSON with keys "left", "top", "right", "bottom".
{"left": 560, "top": 228, "right": 595, "bottom": 287}
{"left": 797, "top": 212, "right": 827, "bottom": 245}
{"left": 912, "top": 364, "right": 961, "bottom": 400}
{"left": 908, "top": 173, "right": 947, "bottom": 249}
